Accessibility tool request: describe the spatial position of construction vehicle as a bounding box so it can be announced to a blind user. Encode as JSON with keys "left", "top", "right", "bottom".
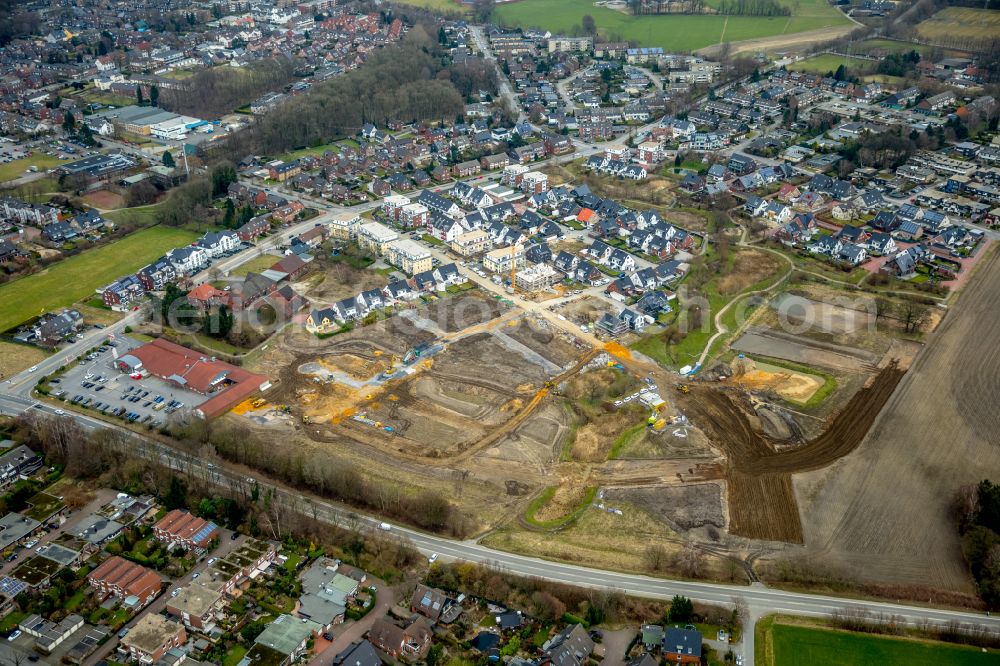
{"left": 675, "top": 384, "right": 690, "bottom": 394}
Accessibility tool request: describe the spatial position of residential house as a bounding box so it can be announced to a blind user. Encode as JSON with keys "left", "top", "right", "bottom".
{"left": 197, "top": 231, "right": 239, "bottom": 258}
{"left": 663, "top": 627, "right": 701, "bottom": 664}
{"left": 368, "top": 617, "right": 432, "bottom": 660}
{"left": 451, "top": 230, "right": 490, "bottom": 257}
{"left": 385, "top": 239, "right": 432, "bottom": 275}
{"left": 411, "top": 585, "right": 449, "bottom": 622}
{"left": 237, "top": 216, "right": 271, "bottom": 243}
{"left": 87, "top": 556, "right": 161, "bottom": 608}
{"left": 165, "top": 246, "right": 208, "bottom": 275}
{"left": 152, "top": 509, "right": 219, "bottom": 551}
{"left": 102, "top": 275, "right": 145, "bottom": 310}
{"left": 544, "top": 624, "right": 594, "bottom": 666}
{"left": 136, "top": 258, "right": 177, "bottom": 292}
{"left": 357, "top": 222, "right": 399, "bottom": 255}
{"left": 119, "top": 614, "right": 187, "bottom": 664}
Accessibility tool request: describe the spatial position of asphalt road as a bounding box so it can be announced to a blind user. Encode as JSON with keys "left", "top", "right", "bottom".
{"left": 4, "top": 376, "right": 1000, "bottom": 666}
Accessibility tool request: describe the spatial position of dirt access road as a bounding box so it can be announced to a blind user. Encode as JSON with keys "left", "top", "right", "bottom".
{"left": 793, "top": 247, "right": 1000, "bottom": 591}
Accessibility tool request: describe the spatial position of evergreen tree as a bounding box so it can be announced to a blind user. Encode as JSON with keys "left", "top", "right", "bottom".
{"left": 62, "top": 110, "right": 75, "bottom": 132}
{"left": 136, "top": 85, "right": 144, "bottom": 106}
{"left": 150, "top": 84, "right": 159, "bottom": 107}
{"left": 223, "top": 199, "right": 236, "bottom": 227}
{"left": 162, "top": 151, "right": 175, "bottom": 168}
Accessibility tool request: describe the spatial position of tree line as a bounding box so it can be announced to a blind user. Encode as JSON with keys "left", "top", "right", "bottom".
{"left": 10, "top": 412, "right": 423, "bottom": 579}
{"left": 716, "top": 0, "right": 790, "bottom": 16}
{"left": 159, "top": 57, "right": 298, "bottom": 119}
{"left": 954, "top": 480, "right": 1000, "bottom": 610}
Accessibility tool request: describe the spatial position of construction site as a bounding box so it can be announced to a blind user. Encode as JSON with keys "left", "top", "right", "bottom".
{"left": 226, "top": 266, "right": 952, "bottom": 590}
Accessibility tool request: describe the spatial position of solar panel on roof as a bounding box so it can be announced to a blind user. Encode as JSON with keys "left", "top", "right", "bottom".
{"left": 0, "top": 577, "right": 27, "bottom": 598}
{"left": 193, "top": 522, "right": 218, "bottom": 543}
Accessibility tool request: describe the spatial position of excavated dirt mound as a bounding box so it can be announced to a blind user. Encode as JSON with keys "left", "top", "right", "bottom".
{"left": 682, "top": 363, "right": 905, "bottom": 543}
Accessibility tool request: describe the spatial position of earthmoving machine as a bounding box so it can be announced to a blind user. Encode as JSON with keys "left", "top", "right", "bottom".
{"left": 675, "top": 384, "right": 690, "bottom": 394}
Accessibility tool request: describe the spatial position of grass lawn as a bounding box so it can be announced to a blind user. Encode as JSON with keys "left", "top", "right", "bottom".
{"left": 229, "top": 254, "right": 279, "bottom": 277}
{"left": 757, "top": 615, "right": 999, "bottom": 666}
{"left": 0, "top": 341, "right": 49, "bottom": 379}
{"left": 222, "top": 646, "right": 248, "bottom": 666}
{"left": 63, "top": 589, "right": 87, "bottom": 611}
{"left": 105, "top": 204, "right": 164, "bottom": 228}
{"left": 0, "top": 611, "right": 27, "bottom": 632}
{"left": 788, "top": 53, "right": 875, "bottom": 76}
{"left": 0, "top": 155, "right": 68, "bottom": 183}
{"left": 421, "top": 234, "right": 444, "bottom": 246}
{"left": 282, "top": 553, "right": 303, "bottom": 573}
{"left": 277, "top": 142, "right": 342, "bottom": 162}
{"left": 0, "top": 226, "right": 199, "bottom": 332}
{"left": 161, "top": 69, "right": 195, "bottom": 80}
{"left": 916, "top": 7, "right": 1000, "bottom": 43}
{"left": 496, "top": 0, "right": 849, "bottom": 51}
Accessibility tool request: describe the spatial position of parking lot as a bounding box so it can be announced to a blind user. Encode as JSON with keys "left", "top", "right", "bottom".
{"left": 49, "top": 335, "right": 210, "bottom": 428}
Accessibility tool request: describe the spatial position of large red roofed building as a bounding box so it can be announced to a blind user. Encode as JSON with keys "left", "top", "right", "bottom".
{"left": 87, "top": 556, "right": 162, "bottom": 607}
{"left": 114, "top": 338, "right": 270, "bottom": 418}
{"left": 153, "top": 509, "right": 220, "bottom": 550}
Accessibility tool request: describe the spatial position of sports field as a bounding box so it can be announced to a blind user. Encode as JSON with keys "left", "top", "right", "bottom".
{"left": 0, "top": 226, "right": 199, "bottom": 332}
{"left": 916, "top": 7, "right": 1000, "bottom": 44}
{"left": 756, "top": 616, "right": 999, "bottom": 666}
{"left": 495, "top": 0, "right": 850, "bottom": 51}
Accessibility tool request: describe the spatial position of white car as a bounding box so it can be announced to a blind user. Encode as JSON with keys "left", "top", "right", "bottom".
{"left": 191, "top": 572, "right": 200, "bottom": 579}
{"left": 171, "top": 589, "right": 180, "bottom": 597}
{"left": 54, "top": 409, "right": 65, "bottom": 416}
{"left": 28, "top": 366, "right": 37, "bottom": 373}
{"left": 207, "top": 558, "right": 217, "bottom": 565}
{"left": 428, "top": 553, "right": 438, "bottom": 564}
{"left": 7, "top": 630, "right": 21, "bottom": 642}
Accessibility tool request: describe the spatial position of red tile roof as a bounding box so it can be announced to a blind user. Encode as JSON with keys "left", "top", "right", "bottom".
{"left": 120, "top": 338, "right": 268, "bottom": 417}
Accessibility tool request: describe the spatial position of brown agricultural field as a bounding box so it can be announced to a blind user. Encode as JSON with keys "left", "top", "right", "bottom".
{"left": 789, "top": 247, "right": 1000, "bottom": 593}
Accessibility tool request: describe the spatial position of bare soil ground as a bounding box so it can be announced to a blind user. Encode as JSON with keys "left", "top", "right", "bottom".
{"left": 301, "top": 263, "right": 387, "bottom": 304}
{"left": 730, "top": 358, "right": 824, "bottom": 404}
{"left": 605, "top": 484, "right": 726, "bottom": 532}
{"left": 732, "top": 327, "right": 878, "bottom": 373}
{"left": 425, "top": 292, "right": 509, "bottom": 333}
{"left": 771, "top": 292, "right": 873, "bottom": 335}
{"left": 434, "top": 332, "right": 550, "bottom": 389}
{"left": 553, "top": 295, "right": 611, "bottom": 327}
{"left": 477, "top": 402, "right": 570, "bottom": 471}
{"left": 718, "top": 249, "right": 784, "bottom": 296}
{"left": 789, "top": 247, "right": 1000, "bottom": 592}
{"left": 82, "top": 190, "right": 125, "bottom": 210}
{"left": 504, "top": 317, "right": 582, "bottom": 367}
